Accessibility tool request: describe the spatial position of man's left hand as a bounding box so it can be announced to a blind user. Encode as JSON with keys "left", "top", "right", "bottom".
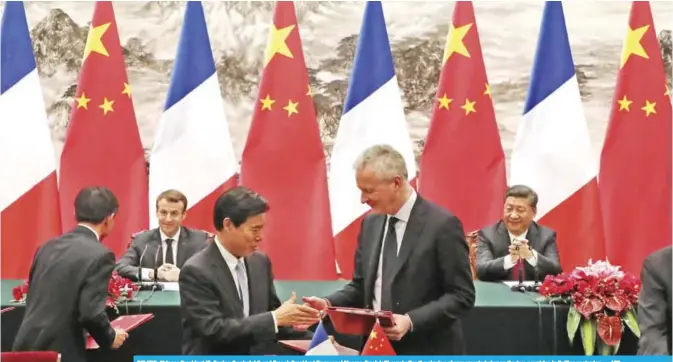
{"left": 382, "top": 314, "right": 412, "bottom": 341}
{"left": 518, "top": 240, "right": 533, "bottom": 259}
{"left": 163, "top": 266, "right": 180, "bottom": 282}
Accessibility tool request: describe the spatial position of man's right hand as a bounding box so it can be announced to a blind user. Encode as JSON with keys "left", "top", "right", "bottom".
{"left": 274, "top": 292, "right": 321, "bottom": 327}
{"left": 111, "top": 328, "right": 128, "bottom": 349}
{"left": 302, "top": 296, "right": 329, "bottom": 311}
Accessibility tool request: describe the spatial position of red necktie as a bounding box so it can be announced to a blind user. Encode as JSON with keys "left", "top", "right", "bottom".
{"left": 512, "top": 259, "right": 524, "bottom": 281}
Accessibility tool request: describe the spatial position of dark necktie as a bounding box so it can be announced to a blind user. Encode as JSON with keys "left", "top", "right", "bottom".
{"left": 380, "top": 216, "right": 399, "bottom": 311}
{"left": 165, "top": 239, "right": 174, "bottom": 265}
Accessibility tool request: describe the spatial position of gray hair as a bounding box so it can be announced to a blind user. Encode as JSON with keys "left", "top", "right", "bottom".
{"left": 353, "top": 144, "right": 408, "bottom": 181}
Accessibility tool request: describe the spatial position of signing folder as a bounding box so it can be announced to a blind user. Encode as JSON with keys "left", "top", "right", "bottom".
{"left": 325, "top": 307, "right": 395, "bottom": 336}
{"left": 86, "top": 313, "right": 154, "bottom": 349}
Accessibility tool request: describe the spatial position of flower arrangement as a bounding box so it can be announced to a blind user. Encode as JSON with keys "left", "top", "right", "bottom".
{"left": 537, "top": 259, "right": 641, "bottom": 355}
{"left": 11, "top": 271, "right": 138, "bottom": 313}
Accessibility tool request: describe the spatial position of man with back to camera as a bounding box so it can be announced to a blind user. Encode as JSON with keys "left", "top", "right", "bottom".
{"left": 475, "top": 185, "right": 562, "bottom": 282}
{"left": 303, "top": 144, "right": 476, "bottom": 355}
{"left": 115, "top": 189, "right": 209, "bottom": 282}
{"left": 12, "top": 186, "right": 128, "bottom": 362}
{"left": 179, "top": 186, "right": 320, "bottom": 355}
{"left": 637, "top": 245, "right": 672, "bottom": 355}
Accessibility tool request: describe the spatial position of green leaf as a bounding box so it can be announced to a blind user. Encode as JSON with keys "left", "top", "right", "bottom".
{"left": 598, "top": 340, "right": 613, "bottom": 355}
{"left": 623, "top": 309, "right": 641, "bottom": 338}
{"left": 567, "top": 306, "right": 581, "bottom": 343}
{"left": 580, "top": 318, "right": 597, "bottom": 355}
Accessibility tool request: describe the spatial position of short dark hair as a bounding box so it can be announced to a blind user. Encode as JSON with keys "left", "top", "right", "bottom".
{"left": 74, "top": 186, "right": 119, "bottom": 224}
{"left": 505, "top": 185, "right": 538, "bottom": 208}
{"left": 155, "top": 189, "right": 188, "bottom": 212}
{"left": 213, "top": 186, "right": 269, "bottom": 231}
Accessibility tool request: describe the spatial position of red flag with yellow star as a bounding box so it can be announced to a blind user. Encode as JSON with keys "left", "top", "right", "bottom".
{"left": 418, "top": 1, "right": 506, "bottom": 233}
{"left": 240, "top": 1, "right": 336, "bottom": 280}
{"left": 361, "top": 322, "right": 396, "bottom": 355}
{"left": 598, "top": 1, "right": 671, "bottom": 274}
{"left": 59, "top": 1, "right": 148, "bottom": 256}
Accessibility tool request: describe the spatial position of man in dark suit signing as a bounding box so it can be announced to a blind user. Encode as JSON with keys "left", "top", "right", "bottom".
{"left": 476, "top": 185, "right": 562, "bottom": 282}
{"left": 115, "top": 189, "right": 208, "bottom": 282}
{"left": 637, "top": 246, "right": 672, "bottom": 355}
{"left": 304, "top": 145, "right": 476, "bottom": 355}
{"left": 13, "top": 187, "right": 128, "bottom": 362}
{"left": 179, "top": 186, "right": 320, "bottom": 355}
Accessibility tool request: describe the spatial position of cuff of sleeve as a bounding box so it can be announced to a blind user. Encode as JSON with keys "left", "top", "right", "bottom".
{"left": 323, "top": 298, "right": 332, "bottom": 309}
{"left": 503, "top": 256, "right": 516, "bottom": 270}
{"left": 271, "top": 311, "right": 278, "bottom": 333}
{"left": 526, "top": 250, "right": 538, "bottom": 267}
{"left": 141, "top": 268, "right": 153, "bottom": 281}
{"left": 405, "top": 313, "right": 413, "bottom": 332}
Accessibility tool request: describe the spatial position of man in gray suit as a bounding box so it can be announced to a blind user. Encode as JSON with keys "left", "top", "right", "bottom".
{"left": 13, "top": 187, "right": 127, "bottom": 362}
{"left": 637, "top": 246, "right": 672, "bottom": 355}
{"left": 476, "top": 185, "right": 562, "bottom": 282}
{"left": 115, "top": 189, "right": 208, "bottom": 282}
{"left": 304, "top": 145, "right": 476, "bottom": 355}
{"left": 179, "top": 186, "right": 319, "bottom": 355}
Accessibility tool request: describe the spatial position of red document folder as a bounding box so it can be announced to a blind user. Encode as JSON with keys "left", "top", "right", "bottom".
{"left": 279, "top": 340, "right": 359, "bottom": 355}
{"left": 326, "top": 307, "right": 395, "bottom": 336}
{"left": 0, "top": 307, "right": 16, "bottom": 314}
{"left": 86, "top": 313, "right": 154, "bottom": 349}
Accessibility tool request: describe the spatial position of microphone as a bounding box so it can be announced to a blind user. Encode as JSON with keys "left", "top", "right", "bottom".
{"left": 531, "top": 250, "right": 541, "bottom": 293}
{"left": 153, "top": 244, "right": 161, "bottom": 284}
{"left": 510, "top": 244, "right": 526, "bottom": 293}
{"left": 137, "top": 244, "right": 149, "bottom": 283}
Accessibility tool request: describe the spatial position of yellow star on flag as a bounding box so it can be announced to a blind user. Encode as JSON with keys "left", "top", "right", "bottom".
{"left": 443, "top": 23, "right": 472, "bottom": 64}
{"left": 83, "top": 22, "right": 111, "bottom": 60}
{"left": 264, "top": 24, "right": 295, "bottom": 67}
{"left": 99, "top": 97, "right": 115, "bottom": 115}
{"left": 369, "top": 331, "right": 378, "bottom": 339}
{"left": 76, "top": 93, "right": 91, "bottom": 109}
{"left": 617, "top": 95, "right": 632, "bottom": 111}
{"left": 484, "top": 83, "right": 491, "bottom": 97}
{"left": 641, "top": 100, "right": 656, "bottom": 117}
{"left": 122, "top": 83, "right": 131, "bottom": 98}
{"left": 461, "top": 98, "right": 476, "bottom": 115}
{"left": 283, "top": 99, "right": 299, "bottom": 116}
{"left": 620, "top": 25, "right": 649, "bottom": 68}
{"left": 437, "top": 94, "right": 453, "bottom": 110}
{"left": 260, "top": 95, "right": 275, "bottom": 111}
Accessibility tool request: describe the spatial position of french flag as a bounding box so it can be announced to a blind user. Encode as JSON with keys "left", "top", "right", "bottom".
{"left": 509, "top": 1, "right": 605, "bottom": 270}
{"left": 328, "top": 1, "right": 416, "bottom": 278}
{"left": 0, "top": 1, "right": 62, "bottom": 278}
{"left": 305, "top": 320, "right": 338, "bottom": 355}
{"left": 149, "top": 1, "right": 237, "bottom": 231}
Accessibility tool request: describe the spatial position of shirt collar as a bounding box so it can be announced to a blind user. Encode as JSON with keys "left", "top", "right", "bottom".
{"left": 77, "top": 224, "right": 99, "bottom": 241}
{"left": 214, "top": 236, "right": 242, "bottom": 270}
{"left": 508, "top": 229, "right": 528, "bottom": 241}
{"left": 160, "top": 227, "right": 181, "bottom": 243}
{"left": 390, "top": 189, "right": 417, "bottom": 223}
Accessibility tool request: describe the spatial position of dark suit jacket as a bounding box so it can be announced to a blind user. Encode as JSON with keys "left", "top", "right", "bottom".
{"left": 115, "top": 226, "right": 208, "bottom": 281}
{"left": 179, "top": 241, "right": 310, "bottom": 355}
{"left": 637, "top": 246, "right": 672, "bottom": 355}
{"left": 325, "top": 195, "right": 475, "bottom": 355}
{"left": 476, "top": 220, "right": 562, "bottom": 282}
{"left": 12, "top": 226, "right": 116, "bottom": 362}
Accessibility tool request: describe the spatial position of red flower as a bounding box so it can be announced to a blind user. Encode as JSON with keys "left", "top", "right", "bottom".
{"left": 605, "top": 292, "right": 629, "bottom": 313}
{"left": 597, "top": 315, "right": 623, "bottom": 346}
{"left": 576, "top": 297, "right": 605, "bottom": 319}
{"left": 12, "top": 285, "right": 23, "bottom": 301}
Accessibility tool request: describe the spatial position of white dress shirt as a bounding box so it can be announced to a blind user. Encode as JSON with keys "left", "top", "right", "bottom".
{"left": 372, "top": 190, "right": 417, "bottom": 312}
{"left": 214, "top": 237, "right": 278, "bottom": 332}
{"left": 503, "top": 229, "right": 539, "bottom": 270}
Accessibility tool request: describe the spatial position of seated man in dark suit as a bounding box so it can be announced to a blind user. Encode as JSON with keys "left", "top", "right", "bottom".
{"left": 637, "top": 246, "right": 672, "bottom": 355}
{"left": 13, "top": 187, "right": 128, "bottom": 362}
{"left": 179, "top": 186, "right": 320, "bottom": 355}
{"left": 476, "top": 185, "right": 562, "bottom": 281}
{"left": 115, "top": 189, "right": 209, "bottom": 282}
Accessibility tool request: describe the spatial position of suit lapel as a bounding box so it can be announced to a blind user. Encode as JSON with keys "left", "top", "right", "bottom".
{"left": 176, "top": 227, "right": 189, "bottom": 266}
{"left": 526, "top": 223, "right": 540, "bottom": 250}
{"left": 207, "top": 242, "right": 244, "bottom": 316}
{"left": 244, "top": 256, "right": 264, "bottom": 315}
{"left": 496, "top": 222, "right": 511, "bottom": 256}
{"left": 392, "top": 196, "right": 427, "bottom": 280}
{"left": 365, "top": 215, "right": 386, "bottom": 296}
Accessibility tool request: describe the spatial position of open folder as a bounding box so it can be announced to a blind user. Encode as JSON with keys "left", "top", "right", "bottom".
{"left": 325, "top": 307, "right": 395, "bottom": 336}
{"left": 86, "top": 313, "right": 154, "bottom": 349}
{"left": 0, "top": 307, "right": 16, "bottom": 314}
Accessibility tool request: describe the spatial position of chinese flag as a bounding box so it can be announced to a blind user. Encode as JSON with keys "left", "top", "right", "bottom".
{"left": 59, "top": 1, "right": 148, "bottom": 257}
{"left": 361, "top": 322, "right": 396, "bottom": 356}
{"left": 598, "top": 1, "right": 671, "bottom": 274}
{"left": 240, "top": 1, "right": 336, "bottom": 280}
{"left": 418, "top": 1, "right": 506, "bottom": 233}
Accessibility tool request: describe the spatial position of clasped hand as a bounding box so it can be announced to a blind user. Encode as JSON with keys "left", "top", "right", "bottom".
{"left": 274, "top": 292, "right": 321, "bottom": 327}
{"left": 157, "top": 263, "right": 180, "bottom": 282}
{"left": 509, "top": 239, "right": 532, "bottom": 262}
